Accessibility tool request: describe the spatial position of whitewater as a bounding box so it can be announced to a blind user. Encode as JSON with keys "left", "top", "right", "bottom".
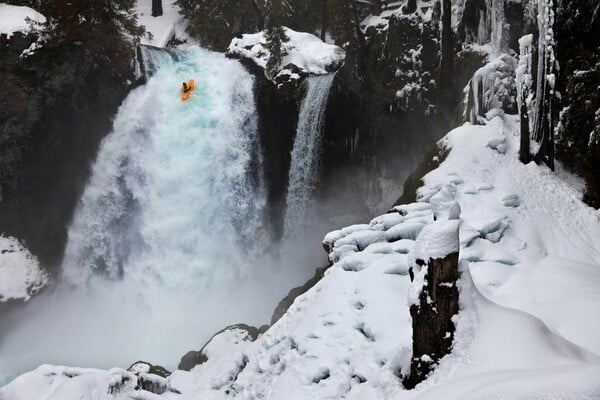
{"left": 0, "top": 46, "right": 304, "bottom": 384}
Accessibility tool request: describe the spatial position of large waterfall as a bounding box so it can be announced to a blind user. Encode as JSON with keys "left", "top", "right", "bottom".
{"left": 0, "top": 47, "right": 294, "bottom": 378}
{"left": 283, "top": 74, "right": 335, "bottom": 237}
{"left": 62, "top": 46, "right": 265, "bottom": 288}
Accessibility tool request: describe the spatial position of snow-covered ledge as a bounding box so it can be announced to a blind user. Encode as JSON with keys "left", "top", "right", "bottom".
{"left": 226, "top": 27, "right": 345, "bottom": 84}
{"left": 0, "top": 235, "right": 49, "bottom": 303}
{"left": 0, "top": 3, "right": 45, "bottom": 39}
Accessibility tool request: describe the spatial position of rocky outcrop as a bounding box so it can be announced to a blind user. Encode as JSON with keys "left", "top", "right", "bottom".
{"left": 271, "top": 264, "right": 329, "bottom": 325}
{"left": 178, "top": 323, "right": 268, "bottom": 371}
{"left": 319, "top": 8, "right": 442, "bottom": 215}
{"left": 0, "top": 3, "right": 140, "bottom": 272}
{"left": 239, "top": 59, "right": 303, "bottom": 238}
{"left": 555, "top": 0, "right": 600, "bottom": 208}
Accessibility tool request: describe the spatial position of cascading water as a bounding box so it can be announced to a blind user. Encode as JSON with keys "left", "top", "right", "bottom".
{"left": 62, "top": 46, "right": 265, "bottom": 288}
{"left": 283, "top": 74, "right": 335, "bottom": 237}
{"left": 0, "top": 46, "right": 294, "bottom": 380}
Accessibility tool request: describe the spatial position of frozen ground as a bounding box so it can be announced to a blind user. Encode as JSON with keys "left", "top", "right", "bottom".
{"left": 2, "top": 115, "right": 599, "bottom": 398}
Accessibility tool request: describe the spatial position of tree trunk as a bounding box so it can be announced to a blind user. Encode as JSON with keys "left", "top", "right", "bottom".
{"left": 403, "top": 252, "right": 460, "bottom": 389}
{"left": 373, "top": 0, "right": 382, "bottom": 14}
{"left": 519, "top": 86, "right": 531, "bottom": 163}
{"left": 152, "top": 0, "right": 163, "bottom": 17}
{"left": 405, "top": 0, "right": 417, "bottom": 14}
{"left": 321, "top": 0, "right": 328, "bottom": 42}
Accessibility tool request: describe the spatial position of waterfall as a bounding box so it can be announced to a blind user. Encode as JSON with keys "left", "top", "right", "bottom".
{"left": 62, "top": 46, "right": 265, "bottom": 289}
{"left": 283, "top": 74, "right": 335, "bottom": 237}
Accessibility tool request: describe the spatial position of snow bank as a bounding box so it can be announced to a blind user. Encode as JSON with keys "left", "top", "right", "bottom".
{"left": 3, "top": 115, "right": 600, "bottom": 399}
{"left": 0, "top": 235, "right": 49, "bottom": 302}
{"left": 135, "top": 0, "right": 185, "bottom": 47}
{"left": 0, "top": 3, "right": 45, "bottom": 38}
{"left": 227, "top": 27, "right": 345, "bottom": 81}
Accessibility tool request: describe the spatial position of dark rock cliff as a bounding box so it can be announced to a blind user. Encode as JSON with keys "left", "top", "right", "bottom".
{"left": 0, "top": 1, "right": 140, "bottom": 272}
{"left": 237, "top": 59, "right": 303, "bottom": 239}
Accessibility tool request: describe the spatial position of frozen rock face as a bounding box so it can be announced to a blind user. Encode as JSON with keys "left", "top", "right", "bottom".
{"left": 555, "top": 0, "right": 600, "bottom": 208}
{"left": 465, "top": 54, "right": 518, "bottom": 125}
{"left": 0, "top": 2, "right": 139, "bottom": 271}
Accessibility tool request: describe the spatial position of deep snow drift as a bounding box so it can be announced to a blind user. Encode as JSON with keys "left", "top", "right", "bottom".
{"left": 3, "top": 113, "right": 599, "bottom": 398}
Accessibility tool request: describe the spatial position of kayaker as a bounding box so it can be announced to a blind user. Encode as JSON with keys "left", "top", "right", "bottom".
{"left": 182, "top": 81, "right": 191, "bottom": 93}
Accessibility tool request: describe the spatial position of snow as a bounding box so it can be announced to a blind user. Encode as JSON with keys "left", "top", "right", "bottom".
{"left": 360, "top": 0, "right": 435, "bottom": 34}
{"left": 227, "top": 27, "right": 345, "bottom": 81}
{"left": 0, "top": 235, "right": 49, "bottom": 302}
{"left": 3, "top": 110, "right": 600, "bottom": 399}
{"left": 0, "top": 3, "right": 45, "bottom": 39}
{"left": 135, "top": 0, "right": 185, "bottom": 47}
{"left": 408, "top": 220, "right": 460, "bottom": 268}
{"left": 467, "top": 54, "right": 518, "bottom": 124}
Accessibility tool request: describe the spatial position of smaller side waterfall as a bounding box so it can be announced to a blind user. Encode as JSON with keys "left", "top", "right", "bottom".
{"left": 283, "top": 74, "right": 335, "bottom": 237}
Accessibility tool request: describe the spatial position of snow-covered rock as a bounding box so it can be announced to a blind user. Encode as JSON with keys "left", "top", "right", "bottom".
{"left": 360, "top": 0, "right": 436, "bottom": 34}
{"left": 0, "top": 235, "right": 49, "bottom": 303}
{"left": 0, "top": 3, "right": 45, "bottom": 39}
{"left": 135, "top": 0, "right": 186, "bottom": 47}
{"left": 227, "top": 27, "right": 345, "bottom": 82}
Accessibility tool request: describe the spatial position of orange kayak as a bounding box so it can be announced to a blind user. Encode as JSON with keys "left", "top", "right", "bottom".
{"left": 181, "top": 79, "right": 195, "bottom": 101}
